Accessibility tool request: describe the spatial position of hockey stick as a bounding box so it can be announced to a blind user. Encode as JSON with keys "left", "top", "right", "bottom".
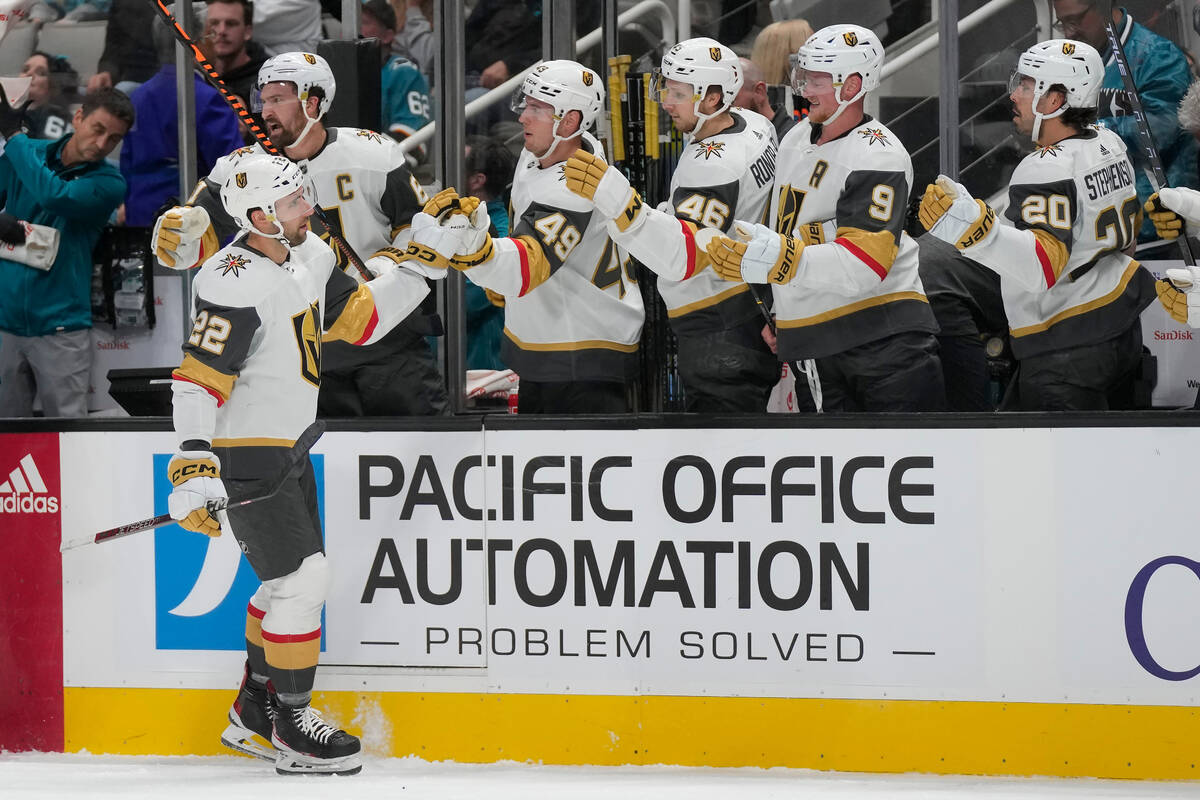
{"left": 1103, "top": 17, "right": 1196, "bottom": 266}
{"left": 62, "top": 420, "right": 326, "bottom": 552}
{"left": 146, "top": 0, "right": 373, "bottom": 282}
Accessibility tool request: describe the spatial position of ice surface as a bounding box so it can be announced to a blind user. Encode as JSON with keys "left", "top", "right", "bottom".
{"left": 2, "top": 752, "right": 1197, "bottom": 800}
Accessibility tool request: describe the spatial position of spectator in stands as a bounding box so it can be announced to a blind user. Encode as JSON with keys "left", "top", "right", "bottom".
{"left": 734, "top": 57, "right": 797, "bottom": 140}
{"left": 462, "top": 134, "right": 515, "bottom": 371}
{"left": 204, "top": 0, "right": 267, "bottom": 111}
{"left": 252, "top": 0, "right": 320, "bottom": 55}
{"left": 750, "top": 18, "right": 814, "bottom": 86}
{"left": 120, "top": 3, "right": 241, "bottom": 227}
{"left": 0, "top": 88, "right": 133, "bottom": 417}
{"left": 361, "top": 0, "right": 431, "bottom": 142}
{"left": 20, "top": 51, "right": 78, "bottom": 140}
{"left": 88, "top": 0, "right": 158, "bottom": 94}
{"left": 391, "top": 0, "right": 434, "bottom": 85}
{"left": 1052, "top": 0, "right": 1198, "bottom": 240}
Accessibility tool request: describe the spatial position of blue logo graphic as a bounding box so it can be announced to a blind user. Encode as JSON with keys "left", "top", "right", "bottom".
{"left": 153, "top": 453, "right": 325, "bottom": 650}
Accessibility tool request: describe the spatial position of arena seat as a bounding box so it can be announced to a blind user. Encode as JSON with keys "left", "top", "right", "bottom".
{"left": 36, "top": 19, "right": 107, "bottom": 84}
{"left": 0, "top": 23, "right": 39, "bottom": 77}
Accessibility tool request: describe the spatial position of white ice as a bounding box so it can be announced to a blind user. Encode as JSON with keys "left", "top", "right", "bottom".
{"left": 1, "top": 753, "right": 1197, "bottom": 800}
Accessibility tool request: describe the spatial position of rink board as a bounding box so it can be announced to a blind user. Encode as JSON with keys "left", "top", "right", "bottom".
{"left": 3, "top": 419, "right": 1200, "bottom": 778}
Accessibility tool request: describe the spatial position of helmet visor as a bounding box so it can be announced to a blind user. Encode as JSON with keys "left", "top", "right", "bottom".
{"left": 791, "top": 68, "right": 836, "bottom": 94}
{"left": 1007, "top": 71, "right": 1035, "bottom": 95}
{"left": 651, "top": 71, "right": 698, "bottom": 105}
{"left": 250, "top": 81, "right": 301, "bottom": 113}
{"left": 271, "top": 181, "right": 317, "bottom": 224}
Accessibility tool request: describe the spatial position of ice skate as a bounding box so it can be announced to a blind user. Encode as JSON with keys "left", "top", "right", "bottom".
{"left": 219, "top": 663, "right": 277, "bottom": 762}
{"left": 272, "top": 702, "right": 362, "bottom": 776}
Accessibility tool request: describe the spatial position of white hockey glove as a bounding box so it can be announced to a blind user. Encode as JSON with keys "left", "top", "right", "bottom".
{"left": 153, "top": 205, "right": 217, "bottom": 270}
{"left": 450, "top": 200, "right": 496, "bottom": 269}
{"left": 1147, "top": 188, "right": 1200, "bottom": 240}
{"left": 400, "top": 211, "right": 464, "bottom": 277}
{"left": 166, "top": 450, "right": 227, "bottom": 537}
{"left": 1157, "top": 266, "right": 1200, "bottom": 327}
{"left": 708, "top": 221, "right": 814, "bottom": 284}
{"left": 563, "top": 149, "right": 644, "bottom": 233}
{"left": 919, "top": 175, "right": 997, "bottom": 250}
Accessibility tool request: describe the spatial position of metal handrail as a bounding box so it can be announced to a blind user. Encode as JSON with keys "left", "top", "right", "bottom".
{"left": 881, "top": 0, "right": 1027, "bottom": 80}
{"left": 400, "top": 0, "right": 676, "bottom": 154}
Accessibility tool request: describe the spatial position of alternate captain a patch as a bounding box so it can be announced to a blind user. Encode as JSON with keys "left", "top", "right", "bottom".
{"left": 696, "top": 140, "right": 726, "bottom": 160}
{"left": 858, "top": 128, "right": 891, "bottom": 147}
{"left": 219, "top": 253, "right": 250, "bottom": 277}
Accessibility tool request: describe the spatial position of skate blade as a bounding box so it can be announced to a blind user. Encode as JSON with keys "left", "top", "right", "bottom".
{"left": 275, "top": 752, "right": 362, "bottom": 776}
{"left": 220, "top": 724, "right": 277, "bottom": 763}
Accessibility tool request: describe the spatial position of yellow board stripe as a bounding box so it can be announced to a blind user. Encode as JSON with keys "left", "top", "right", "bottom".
{"left": 63, "top": 688, "right": 1200, "bottom": 780}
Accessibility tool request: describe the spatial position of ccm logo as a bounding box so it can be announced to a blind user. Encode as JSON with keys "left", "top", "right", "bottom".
{"left": 171, "top": 462, "right": 218, "bottom": 482}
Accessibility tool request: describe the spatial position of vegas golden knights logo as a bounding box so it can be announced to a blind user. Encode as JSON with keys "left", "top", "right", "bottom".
{"left": 843, "top": 31, "right": 858, "bottom": 46}
{"left": 581, "top": 71, "right": 593, "bottom": 86}
{"left": 303, "top": 53, "right": 317, "bottom": 65}
{"left": 1062, "top": 42, "right": 1076, "bottom": 55}
{"left": 709, "top": 47, "right": 722, "bottom": 62}
{"left": 291, "top": 303, "right": 322, "bottom": 387}
{"left": 235, "top": 172, "right": 247, "bottom": 188}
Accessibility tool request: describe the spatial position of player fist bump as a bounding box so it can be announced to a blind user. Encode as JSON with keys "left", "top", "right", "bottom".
{"left": 708, "top": 221, "right": 801, "bottom": 285}
{"left": 167, "top": 450, "right": 227, "bottom": 537}
{"left": 919, "top": 175, "right": 996, "bottom": 250}
{"left": 153, "top": 205, "right": 218, "bottom": 270}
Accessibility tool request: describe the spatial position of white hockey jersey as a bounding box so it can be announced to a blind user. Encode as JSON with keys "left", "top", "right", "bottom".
{"left": 769, "top": 116, "right": 937, "bottom": 361}
{"left": 457, "top": 133, "right": 645, "bottom": 383}
{"left": 996, "top": 126, "right": 1155, "bottom": 358}
{"left": 610, "top": 109, "right": 778, "bottom": 336}
{"left": 171, "top": 232, "right": 429, "bottom": 465}
{"left": 195, "top": 128, "right": 429, "bottom": 280}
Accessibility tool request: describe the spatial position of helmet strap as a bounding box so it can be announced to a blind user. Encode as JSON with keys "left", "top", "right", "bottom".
{"left": 686, "top": 92, "right": 731, "bottom": 143}
{"left": 822, "top": 81, "right": 867, "bottom": 127}
{"left": 533, "top": 114, "right": 583, "bottom": 162}
{"left": 1030, "top": 89, "right": 1066, "bottom": 144}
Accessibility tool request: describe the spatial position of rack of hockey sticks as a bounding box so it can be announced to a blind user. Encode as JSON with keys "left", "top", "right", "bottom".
{"left": 61, "top": 421, "right": 326, "bottom": 552}
{"left": 145, "top": 0, "right": 373, "bottom": 281}
{"left": 607, "top": 57, "right": 687, "bottom": 412}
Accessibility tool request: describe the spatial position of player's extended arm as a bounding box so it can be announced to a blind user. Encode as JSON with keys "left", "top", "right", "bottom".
{"left": 563, "top": 149, "right": 719, "bottom": 280}
{"left": 443, "top": 193, "right": 569, "bottom": 299}
{"left": 919, "top": 174, "right": 1067, "bottom": 294}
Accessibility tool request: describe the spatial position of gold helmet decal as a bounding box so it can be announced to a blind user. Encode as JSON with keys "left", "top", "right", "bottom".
{"left": 581, "top": 71, "right": 593, "bottom": 86}
{"left": 303, "top": 53, "right": 317, "bottom": 65}
{"left": 843, "top": 31, "right": 859, "bottom": 46}
{"left": 235, "top": 172, "right": 247, "bottom": 188}
{"left": 709, "top": 47, "right": 722, "bottom": 62}
{"left": 1062, "top": 42, "right": 1076, "bottom": 55}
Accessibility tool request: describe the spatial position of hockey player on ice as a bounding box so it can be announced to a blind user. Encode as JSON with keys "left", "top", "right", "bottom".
{"left": 920, "top": 38, "right": 1155, "bottom": 410}
{"left": 413, "top": 60, "right": 645, "bottom": 414}
{"left": 167, "top": 153, "right": 455, "bottom": 775}
{"left": 152, "top": 52, "right": 448, "bottom": 417}
{"left": 705, "top": 24, "right": 945, "bottom": 412}
{"left": 562, "top": 37, "right": 782, "bottom": 412}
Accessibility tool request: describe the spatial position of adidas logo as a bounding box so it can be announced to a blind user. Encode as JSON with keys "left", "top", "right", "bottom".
{"left": 0, "top": 454, "right": 59, "bottom": 514}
